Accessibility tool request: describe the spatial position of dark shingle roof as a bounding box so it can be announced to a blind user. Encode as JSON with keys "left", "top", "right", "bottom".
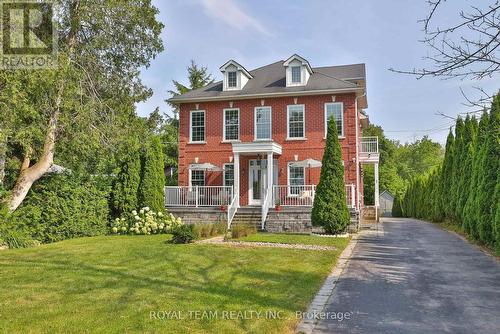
{"left": 169, "top": 60, "right": 366, "bottom": 103}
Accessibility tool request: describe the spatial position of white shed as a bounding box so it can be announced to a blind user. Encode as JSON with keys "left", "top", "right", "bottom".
{"left": 379, "top": 190, "right": 395, "bottom": 217}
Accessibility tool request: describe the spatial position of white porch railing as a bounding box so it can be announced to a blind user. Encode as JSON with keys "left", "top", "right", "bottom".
{"left": 273, "top": 185, "right": 316, "bottom": 207}
{"left": 227, "top": 194, "right": 238, "bottom": 228}
{"left": 272, "top": 184, "right": 356, "bottom": 208}
{"left": 164, "top": 186, "right": 233, "bottom": 207}
{"left": 261, "top": 186, "right": 273, "bottom": 229}
{"left": 360, "top": 136, "right": 379, "bottom": 154}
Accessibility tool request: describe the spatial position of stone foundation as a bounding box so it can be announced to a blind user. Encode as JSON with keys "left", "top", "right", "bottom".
{"left": 166, "top": 207, "right": 227, "bottom": 225}
{"left": 265, "top": 208, "right": 313, "bottom": 233}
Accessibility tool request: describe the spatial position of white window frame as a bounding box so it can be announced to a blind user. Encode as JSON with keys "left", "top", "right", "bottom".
{"left": 189, "top": 169, "right": 205, "bottom": 188}
{"left": 286, "top": 104, "right": 306, "bottom": 140}
{"left": 324, "top": 102, "right": 344, "bottom": 138}
{"left": 223, "top": 163, "right": 234, "bottom": 187}
{"left": 189, "top": 110, "right": 206, "bottom": 143}
{"left": 227, "top": 71, "right": 237, "bottom": 88}
{"left": 291, "top": 65, "right": 302, "bottom": 84}
{"left": 222, "top": 108, "right": 240, "bottom": 142}
{"left": 287, "top": 162, "right": 305, "bottom": 197}
{"left": 254, "top": 106, "right": 272, "bottom": 141}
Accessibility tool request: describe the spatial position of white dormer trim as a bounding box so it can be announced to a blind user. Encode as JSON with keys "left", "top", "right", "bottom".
{"left": 284, "top": 54, "right": 313, "bottom": 87}
{"left": 220, "top": 60, "right": 253, "bottom": 91}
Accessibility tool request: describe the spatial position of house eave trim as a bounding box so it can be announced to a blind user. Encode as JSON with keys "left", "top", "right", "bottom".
{"left": 169, "top": 87, "right": 364, "bottom": 104}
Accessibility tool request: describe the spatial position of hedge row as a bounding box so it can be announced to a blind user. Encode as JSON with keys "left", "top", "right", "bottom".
{"left": 395, "top": 93, "right": 500, "bottom": 250}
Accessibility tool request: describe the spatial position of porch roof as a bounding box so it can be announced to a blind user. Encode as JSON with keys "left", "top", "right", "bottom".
{"left": 232, "top": 141, "right": 282, "bottom": 155}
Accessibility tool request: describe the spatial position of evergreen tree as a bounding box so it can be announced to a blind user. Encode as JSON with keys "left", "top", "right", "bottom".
{"left": 311, "top": 118, "right": 350, "bottom": 233}
{"left": 493, "top": 175, "right": 500, "bottom": 252}
{"left": 457, "top": 116, "right": 478, "bottom": 223}
{"left": 112, "top": 141, "right": 142, "bottom": 216}
{"left": 477, "top": 94, "right": 500, "bottom": 245}
{"left": 463, "top": 112, "right": 489, "bottom": 238}
{"left": 449, "top": 117, "right": 464, "bottom": 222}
{"left": 139, "top": 136, "right": 166, "bottom": 212}
{"left": 440, "top": 130, "right": 455, "bottom": 220}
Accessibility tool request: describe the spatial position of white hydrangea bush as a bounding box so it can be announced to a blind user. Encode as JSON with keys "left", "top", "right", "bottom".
{"left": 110, "top": 207, "right": 183, "bottom": 235}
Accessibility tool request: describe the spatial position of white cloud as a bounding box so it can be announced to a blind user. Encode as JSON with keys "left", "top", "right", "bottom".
{"left": 199, "top": 0, "right": 272, "bottom": 37}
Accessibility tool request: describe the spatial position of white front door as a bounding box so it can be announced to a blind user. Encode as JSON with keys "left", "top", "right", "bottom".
{"left": 248, "top": 160, "right": 266, "bottom": 206}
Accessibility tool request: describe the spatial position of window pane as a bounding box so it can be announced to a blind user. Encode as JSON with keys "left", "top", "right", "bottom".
{"left": 326, "top": 103, "right": 343, "bottom": 136}
{"left": 224, "top": 109, "right": 239, "bottom": 140}
{"left": 191, "top": 170, "right": 205, "bottom": 187}
{"left": 291, "top": 66, "right": 301, "bottom": 83}
{"left": 288, "top": 105, "right": 304, "bottom": 138}
{"left": 255, "top": 107, "right": 271, "bottom": 139}
{"left": 224, "top": 164, "right": 234, "bottom": 187}
{"left": 191, "top": 111, "right": 205, "bottom": 142}
{"left": 228, "top": 72, "right": 237, "bottom": 87}
{"left": 289, "top": 166, "right": 305, "bottom": 195}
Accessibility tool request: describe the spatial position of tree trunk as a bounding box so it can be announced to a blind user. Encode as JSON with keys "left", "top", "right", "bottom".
{"left": 0, "top": 132, "right": 6, "bottom": 188}
{"left": 7, "top": 114, "right": 57, "bottom": 212}
{"left": 6, "top": 0, "right": 80, "bottom": 212}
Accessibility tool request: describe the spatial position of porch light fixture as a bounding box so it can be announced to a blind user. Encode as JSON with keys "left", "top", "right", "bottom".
{"left": 194, "top": 157, "right": 199, "bottom": 163}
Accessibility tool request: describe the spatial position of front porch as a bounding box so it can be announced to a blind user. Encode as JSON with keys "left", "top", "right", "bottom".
{"left": 164, "top": 183, "right": 357, "bottom": 229}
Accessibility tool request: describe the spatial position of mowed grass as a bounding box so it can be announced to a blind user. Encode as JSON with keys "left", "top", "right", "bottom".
{"left": 0, "top": 234, "right": 348, "bottom": 334}
{"left": 238, "top": 233, "right": 351, "bottom": 248}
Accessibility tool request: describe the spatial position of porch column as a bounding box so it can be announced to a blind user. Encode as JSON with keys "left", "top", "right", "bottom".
{"left": 374, "top": 162, "right": 380, "bottom": 220}
{"left": 266, "top": 152, "right": 273, "bottom": 198}
{"left": 234, "top": 153, "right": 240, "bottom": 208}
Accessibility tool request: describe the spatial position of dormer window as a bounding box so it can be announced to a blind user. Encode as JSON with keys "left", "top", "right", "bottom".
{"left": 291, "top": 66, "right": 301, "bottom": 83}
{"left": 220, "top": 60, "right": 253, "bottom": 91}
{"left": 284, "top": 54, "right": 313, "bottom": 87}
{"left": 228, "top": 71, "right": 237, "bottom": 88}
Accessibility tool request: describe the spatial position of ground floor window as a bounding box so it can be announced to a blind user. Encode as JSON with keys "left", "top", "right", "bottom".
{"left": 223, "top": 163, "right": 234, "bottom": 187}
{"left": 190, "top": 170, "right": 205, "bottom": 187}
{"left": 288, "top": 163, "right": 305, "bottom": 195}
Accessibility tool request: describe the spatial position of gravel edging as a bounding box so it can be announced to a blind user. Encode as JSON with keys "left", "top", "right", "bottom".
{"left": 295, "top": 232, "right": 361, "bottom": 334}
{"left": 196, "top": 235, "right": 339, "bottom": 250}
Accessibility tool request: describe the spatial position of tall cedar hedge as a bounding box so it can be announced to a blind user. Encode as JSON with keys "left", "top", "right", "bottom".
{"left": 139, "top": 136, "right": 165, "bottom": 212}
{"left": 311, "top": 117, "right": 350, "bottom": 233}
{"left": 400, "top": 92, "right": 500, "bottom": 251}
{"left": 111, "top": 140, "right": 142, "bottom": 216}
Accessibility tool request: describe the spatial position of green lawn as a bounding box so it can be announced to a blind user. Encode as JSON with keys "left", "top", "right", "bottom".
{"left": 238, "top": 233, "right": 350, "bottom": 248}
{"left": 0, "top": 234, "right": 348, "bottom": 333}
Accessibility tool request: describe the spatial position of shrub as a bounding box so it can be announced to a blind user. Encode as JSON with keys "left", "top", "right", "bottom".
{"left": 192, "top": 221, "right": 227, "bottom": 239}
{"left": 0, "top": 227, "right": 39, "bottom": 249}
{"left": 311, "top": 117, "right": 350, "bottom": 234}
{"left": 111, "top": 142, "right": 142, "bottom": 217}
{"left": 10, "top": 173, "right": 109, "bottom": 244}
{"left": 110, "top": 207, "right": 182, "bottom": 235}
{"left": 231, "top": 224, "right": 257, "bottom": 239}
{"left": 171, "top": 224, "right": 197, "bottom": 244}
{"left": 139, "top": 136, "right": 165, "bottom": 212}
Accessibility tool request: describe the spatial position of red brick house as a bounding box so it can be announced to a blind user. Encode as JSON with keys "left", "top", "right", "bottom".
{"left": 167, "top": 55, "right": 379, "bottom": 231}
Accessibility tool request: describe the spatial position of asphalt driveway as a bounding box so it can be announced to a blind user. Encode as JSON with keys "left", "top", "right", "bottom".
{"left": 313, "top": 218, "right": 500, "bottom": 334}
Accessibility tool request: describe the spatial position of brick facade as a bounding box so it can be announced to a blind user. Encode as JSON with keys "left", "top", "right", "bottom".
{"left": 178, "top": 93, "right": 364, "bottom": 206}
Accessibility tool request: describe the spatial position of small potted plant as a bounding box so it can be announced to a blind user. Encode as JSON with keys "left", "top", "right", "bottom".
{"left": 220, "top": 205, "right": 227, "bottom": 212}
{"left": 275, "top": 199, "right": 281, "bottom": 212}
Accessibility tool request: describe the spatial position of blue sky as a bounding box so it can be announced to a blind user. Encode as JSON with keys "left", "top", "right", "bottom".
{"left": 136, "top": 0, "right": 499, "bottom": 144}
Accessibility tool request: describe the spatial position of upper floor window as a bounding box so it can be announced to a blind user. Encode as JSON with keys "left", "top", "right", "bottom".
{"left": 190, "top": 110, "right": 205, "bottom": 143}
{"left": 190, "top": 170, "right": 205, "bottom": 187}
{"left": 324, "top": 103, "right": 344, "bottom": 137}
{"left": 287, "top": 105, "right": 305, "bottom": 139}
{"left": 223, "top": 108, "right": 240, "bottom": 141}
{"left": 255, "top": 106, "right": 272, "bottom": 140}
{"left": 223, "top": 164, "right": 234, "bottom": 187}
{"left": 291, "top": 66, "right": 301, "bottom": 83}
{"left": 288, "top": 163, "right": 305, "bottom": 196}
{"left": 227, "top": 71, "right": 237, "bottom": 88}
